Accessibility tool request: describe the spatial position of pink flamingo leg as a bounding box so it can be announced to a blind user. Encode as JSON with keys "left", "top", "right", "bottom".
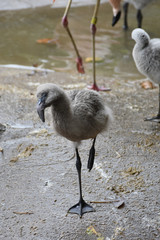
{"left": 62, "top": 0, "right": 84, "bottom": 74}
{"left": 88, "top": 0, "right": 111, "bottom": 91}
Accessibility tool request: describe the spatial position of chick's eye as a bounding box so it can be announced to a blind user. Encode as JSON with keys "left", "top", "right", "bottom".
{"left": 42, "top": 92, "right": 48, "bottom": 98}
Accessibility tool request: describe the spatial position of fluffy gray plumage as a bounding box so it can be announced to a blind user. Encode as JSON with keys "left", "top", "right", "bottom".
{"left": 132, "top": 28, "right": 160, "bottom": 84}
{"left": 132, "top": 28, "right": 160, "bottom": 122}
{"left": 36, "top": 84, "right": 113, "bottom": 216}
{"left": 37, "top": 83, "right": 112, "bottom": 143}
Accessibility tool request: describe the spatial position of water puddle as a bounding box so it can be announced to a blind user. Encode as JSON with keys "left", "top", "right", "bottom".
{"left": 9, "top": 123, "right": 33, "bottom": 129}
{"left": 0, "top": 2, "right": 159, "bottom": 80}
{"left": 0, "top": 64, "right": 54, "bottom": 73}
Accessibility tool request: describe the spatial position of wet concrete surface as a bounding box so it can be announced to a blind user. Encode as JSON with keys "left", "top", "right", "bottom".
{"left": 0, "top": 67, "right": 160, "bottom": 240}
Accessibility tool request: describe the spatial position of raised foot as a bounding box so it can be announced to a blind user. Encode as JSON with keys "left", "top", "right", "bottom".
{"left": 88, "top": 83, "right": 111, "bottom": 92}
{"left": 68, "top": 199, "right": 95, "bottom": 217}
{"left": 144, "top": 115, "right": 160, "bottom": 123}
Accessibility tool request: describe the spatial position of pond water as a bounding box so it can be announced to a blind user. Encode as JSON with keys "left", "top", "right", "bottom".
{"left": 0, "top": 1, "right": 160, "bottom": 81}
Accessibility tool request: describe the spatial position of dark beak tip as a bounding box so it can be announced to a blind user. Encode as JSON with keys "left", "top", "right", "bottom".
{"left": 37, "top": 104, "right": 45, "bottom": 123}
{"left": 112, "top": 11, "right": 121, "bottom": 27}
{"left": 41, "top": 118, "right": 45, "bottom": 123}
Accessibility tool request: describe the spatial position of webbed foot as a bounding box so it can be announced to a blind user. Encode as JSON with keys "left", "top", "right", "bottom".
{"left": 68, "top": 199, "right": 95, "bottom": 217}
{"left": 144, "top": 114, "right": 160, "bottom": 123}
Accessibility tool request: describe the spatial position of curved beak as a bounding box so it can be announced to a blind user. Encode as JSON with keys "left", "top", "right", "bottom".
{"left": 112, "top": 11, "right": 121, "bottom": 26}
{"left": 37, "top": 97, "right": 45, "bottom": 122}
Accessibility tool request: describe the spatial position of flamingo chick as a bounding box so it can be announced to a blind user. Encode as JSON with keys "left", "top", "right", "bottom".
{"left": 132, "top": 28, "right": 160, "bottom": 122}
{"left": 37, "top": 83, "right": 113, "bottom": 217}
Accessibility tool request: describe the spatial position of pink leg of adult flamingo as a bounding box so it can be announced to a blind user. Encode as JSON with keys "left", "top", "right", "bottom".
{"left": 62, "top": 0, "right": 85, "bottom": 74}
{"left": 55, "top": 0, "right": 118, "bottom": 91}
{"left": 88, "top": 0, "right": 111, "bottom": 91}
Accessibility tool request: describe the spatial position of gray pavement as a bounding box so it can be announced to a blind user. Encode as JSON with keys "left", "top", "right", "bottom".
{"left": 0, "top": 67, "right": 160, "bottom": 239}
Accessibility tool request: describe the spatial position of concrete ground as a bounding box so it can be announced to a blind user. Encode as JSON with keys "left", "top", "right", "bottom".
{"left": 0, "top": 67, "right": 160, "bottom": 240}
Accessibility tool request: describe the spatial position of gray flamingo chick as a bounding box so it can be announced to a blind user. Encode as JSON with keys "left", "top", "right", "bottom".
{"left": 132, "top": 28, "right": 160, "bottom": 122}
{"left": 37, "top": 83, "right": 112, "bottom": 217}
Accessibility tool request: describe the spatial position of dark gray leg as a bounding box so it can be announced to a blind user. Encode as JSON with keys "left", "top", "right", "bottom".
{"left": 137, "top": 9, "right": 143, "bottom": 28}
{"left": 158, "top": 84, "right": 160, "bottom": 116}
{"left": 123, "top": 2, "right": 129, "bottom": 30}
{"left": 144, "top": 84, "right": 160, "bottom": 123}
{"left": 68, "top": 148, "right": 95, "bottom": 217}
{"left": 88, "top": 138, "right": 96, "bottom": 171}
